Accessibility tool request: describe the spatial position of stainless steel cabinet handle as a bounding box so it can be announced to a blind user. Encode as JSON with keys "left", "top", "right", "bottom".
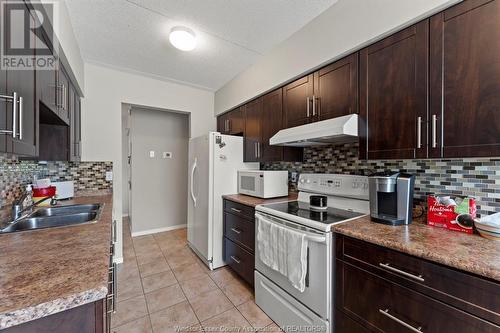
{"left": 379, "top": 263, "right": 424, "bottom": 282}
{"left": 12, "top": 92, "right": 17, "bottom": 138}
{"left": 432, "top": 114, "right": 437, "bottom": 148}
{"left": 416, "top": 116, "right": 422, "bottom": 149}
{"left": 18, "top": 97, "right": 23, "bottom": 140}
{"left": 254, "top": 142, "right": 258, "bottom": 158}
{"left": 312, "top": 95, "right": 316, "bottom": 116}
{"left": 258, "top": 142, "right": 261, "bottom": 158}
{"left": 231, "top": 207, "right": 242, "bottom": 213}
{"left": 306, "top": 97, "right": 311, "bottom": 117}
{"left": 230, "top": 256, "right": 241, "bottom": 264}
{"left": 379, "top": 309, "right": 423, "bottom": 333}
{"left": 230, "top": 227, "right": 242, "bottom": 234}
{"left": 0, "top": 92, "right": 18, "bottom": 136}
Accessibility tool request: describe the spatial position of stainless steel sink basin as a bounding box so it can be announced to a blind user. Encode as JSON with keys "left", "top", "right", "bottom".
{"left": 0, "top": 203, "right": 102, "bottom": 233}
{"left": 29, "top": 204, "right": 101, "bottom": 217}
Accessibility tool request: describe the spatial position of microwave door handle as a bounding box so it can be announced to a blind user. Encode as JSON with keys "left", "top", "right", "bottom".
{"left": 190, "top": 158, "right": 197, "bottom": 207}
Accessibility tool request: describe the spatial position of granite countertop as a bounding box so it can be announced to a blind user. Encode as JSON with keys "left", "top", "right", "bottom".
{"left": 333, "top": 215, "right": 500, "bottom": 282}
{"left": 222, "top": 192, "right": 298, "bottom": 207}
{"left": 0, "top": 194, "right": 113, "bottom": 329}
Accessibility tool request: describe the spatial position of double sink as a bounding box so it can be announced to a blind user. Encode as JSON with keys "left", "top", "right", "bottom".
{"left": 1, "top": 204, "right": 102, "bottom": 233}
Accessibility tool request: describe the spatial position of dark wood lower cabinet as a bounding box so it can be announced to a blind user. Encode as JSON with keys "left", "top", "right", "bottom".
{"left": 223, "top": 199, "right": 255, "bottom": 286}
{"left": 334, "top": 234, "right": 500, "bottom": 332}
{"left": 3, "top": 299, "right": 107, "bottom": 333}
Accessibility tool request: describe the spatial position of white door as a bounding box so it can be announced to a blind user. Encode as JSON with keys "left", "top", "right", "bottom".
{"left": 187, "top": 134, "right": 211, "bottom": 263}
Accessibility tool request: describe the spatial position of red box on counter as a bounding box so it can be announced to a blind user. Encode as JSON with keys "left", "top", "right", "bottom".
{"left": 427, "top": 195, "right": 476, "bottom": 234}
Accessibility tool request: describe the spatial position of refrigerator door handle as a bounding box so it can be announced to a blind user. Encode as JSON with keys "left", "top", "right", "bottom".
{"left": 190, "top": 158, "right": 197, "bottom": 207}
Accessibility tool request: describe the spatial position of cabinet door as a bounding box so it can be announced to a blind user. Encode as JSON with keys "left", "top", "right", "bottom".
{"left": 217, "top": 114, "right": 226, "bottom": 133}
{"left": 57, "top": 66, "right": 70, "bottom": 124}
{"left": 227, "top": 107, "right": 245, "bottom": 136}
{"left": 244, "top": 98, "right": 262, "bottom": 162}
{"left": 429, "top": 0, "right": 500, "bottom": 158}
{"left": 261, "top": 89, "right": 283, "bottom": 161}
{"left": 75, "top": 94, "right": 81, "bottom": 160}
{"left": 6, "top": 3, "right": 37, "bottom": 156}
{"left": 314, "top": 53, "right": 358, "bottom": 120}
{"left": 283, "top": 74, "right": 314, "bottom": 128}
{"left": 0, "top": 18, "right": 6, "bottom": 153}
{"left": 37, "top": 32, "right": 58, "bottom": 115}
{"left": 359, "top": 21, "right": 429, "bottom": 160}
{"left": 69, "top": 85, "right": 77, "bottom": 161}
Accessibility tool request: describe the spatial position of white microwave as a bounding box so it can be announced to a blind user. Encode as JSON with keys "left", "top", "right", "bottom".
{"left": 237, "top": 170, "right": 289, "bottom": 198}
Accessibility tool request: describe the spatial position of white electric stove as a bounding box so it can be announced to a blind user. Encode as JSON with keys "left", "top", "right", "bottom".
{"left": 254, "top": 173, "right": 370, "bottom": 333}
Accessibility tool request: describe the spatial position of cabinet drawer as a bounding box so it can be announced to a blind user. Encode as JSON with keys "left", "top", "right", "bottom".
{"left": 224, "top": 212, "right": 254, "bottom": 252}
{"left": 224, "top": 200, "right": 255, "bottom": 221}
{"left": 336, "top": 260, "right": 499, "bottom": 333}
{"left": 224, "top": 237, "right": 254, "bottom": 286}
{"left": 336, "top": 234, "right": 500, "bottom": 325}
{"left": 335, "top": 309, "right": 370, "bottom": 333}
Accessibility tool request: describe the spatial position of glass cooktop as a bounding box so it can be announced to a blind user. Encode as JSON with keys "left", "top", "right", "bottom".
{"left": 261, "top": 201, "right": 364, "bottom": 225}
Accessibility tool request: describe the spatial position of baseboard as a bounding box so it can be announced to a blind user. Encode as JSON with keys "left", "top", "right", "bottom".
{"left": 113, "top": 256, "right": 124, "bottom": 264}
{"left": 131, "top": 224, "right": 186, "bottom": 237}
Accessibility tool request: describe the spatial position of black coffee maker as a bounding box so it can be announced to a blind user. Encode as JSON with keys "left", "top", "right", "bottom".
{"left": 368, "top": 171, "right": 415, "bottom": 226}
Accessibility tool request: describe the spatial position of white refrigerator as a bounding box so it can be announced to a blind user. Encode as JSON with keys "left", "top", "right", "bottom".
{"left": 187, "top": 132, "right": 259, "bottom": 270}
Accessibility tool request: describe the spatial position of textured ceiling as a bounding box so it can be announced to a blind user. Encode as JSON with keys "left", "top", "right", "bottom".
{"left": 65, "top": 0, "right": 336, "bottom": 90}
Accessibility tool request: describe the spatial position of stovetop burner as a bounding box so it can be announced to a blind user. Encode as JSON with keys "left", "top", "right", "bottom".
{"left": 261, "top": 201, "right": 364, "bottom": 225}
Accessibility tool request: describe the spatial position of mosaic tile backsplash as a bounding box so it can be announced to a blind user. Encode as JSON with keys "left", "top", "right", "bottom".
{"left": 0, "top": 154, "right": 112, "bottom": 219}
{"left": 262, "top": 143, "right": 500, "bottom": 217}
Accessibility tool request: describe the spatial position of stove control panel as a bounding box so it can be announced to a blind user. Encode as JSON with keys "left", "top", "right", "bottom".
{"left": 298, "top": 173, "right": 369, "bottom": 199}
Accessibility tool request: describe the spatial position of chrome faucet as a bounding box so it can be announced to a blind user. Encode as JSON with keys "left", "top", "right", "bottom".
{"left": 11, "top": 191, "right": 56, "bottom": 221}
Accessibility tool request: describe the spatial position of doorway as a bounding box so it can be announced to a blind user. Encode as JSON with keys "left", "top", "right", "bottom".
{"left": 123, "top": 105, "right": 190, "bottom": 236}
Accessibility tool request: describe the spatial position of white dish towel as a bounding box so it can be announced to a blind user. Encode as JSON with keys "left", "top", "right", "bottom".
{"left": 256, "top": 213, "right": 308, "bottom": 292}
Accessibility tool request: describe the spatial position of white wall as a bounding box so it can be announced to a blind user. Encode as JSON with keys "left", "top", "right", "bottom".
{"left": 82, "top": 63, "right": 215, "bottom": 262}
{"left": 130, "top": 108, "right": 189, "bottom": 236}
{"left": 214, "top": 0, "right": 461, "bottom": 114}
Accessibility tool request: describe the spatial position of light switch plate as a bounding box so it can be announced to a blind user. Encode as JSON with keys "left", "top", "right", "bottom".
{"left": 163, "top": 152, "right": 172, "bottom": 159}
{"left": 105, "top": 171, "right": 113, "bottom": 181}
{"left": 149, "top": 151, "right": 155, "bottom": 158}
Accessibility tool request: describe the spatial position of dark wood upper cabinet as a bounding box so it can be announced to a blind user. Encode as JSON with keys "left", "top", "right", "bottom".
{"left": 218, "top": 107, "right": 245, "bottom": 136}
{"left": 429, "top": 0, "right": 500, "bottom": 158}
{"left": 261, "top": 89, "right": 284, "bottom": 161}
{"left": 57, "top": 66, "right": 70, "bottom": 125}
{"left": 283, "top": 74, "right": 314, "bottom": 128}
{"left": 314, "top": 53, "right": 359, "bottom": 120}
{"left": 2, "top": 2, "right": 37, "bottom": 157}
{"left": 359, "top": 21, "right": 429, "bottom": 160}
{"left": 244, "top": 97, "right": 262, "bottom": 162}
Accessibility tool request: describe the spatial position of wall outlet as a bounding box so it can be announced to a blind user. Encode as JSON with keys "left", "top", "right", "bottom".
{"left": 291, "top": 172, "right": 298, "bottom": 183}
{"left": 149, "top": 150, "right": 155, "bottom": 158}
{"left": 163, "top": 152, "right": 173, "bottom": 159}
{"left": 105, "top": 171, "right": 113, "bottom": 181}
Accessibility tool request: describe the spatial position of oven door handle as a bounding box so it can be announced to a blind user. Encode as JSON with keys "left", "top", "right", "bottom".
{"left": 255, "top": 212, "right": 327, "bottom": 244}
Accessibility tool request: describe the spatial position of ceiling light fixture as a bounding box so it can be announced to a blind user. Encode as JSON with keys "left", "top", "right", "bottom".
{"left": 169, "top": 26, "right": 197, "bottom": 51}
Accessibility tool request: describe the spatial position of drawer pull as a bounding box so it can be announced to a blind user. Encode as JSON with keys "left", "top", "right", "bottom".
{"left": 230, "top": 227, "right": 242, "bottom": 234}
{"left": 230, "top": 256, "right": 241, "bottom": 264}
{"left": 379, "top": 309, "right": 423, "bottom": 333}
{"left": 379, "top": 263, "right": 424, "bottom": 282}
{"left": 231, "top": 208, "right": 242, "bottom": 213}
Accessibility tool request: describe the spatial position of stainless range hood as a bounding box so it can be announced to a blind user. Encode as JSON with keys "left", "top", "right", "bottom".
{"left": 270, "top": 114, "right": 359, "bottom": 147}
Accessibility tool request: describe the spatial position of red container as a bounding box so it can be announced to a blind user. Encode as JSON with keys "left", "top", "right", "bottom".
{"left": 33, "top": 186, "right": 56, "bottom": 197}
{"left": 427, "top": 194, "right": 476, "bottom": 234}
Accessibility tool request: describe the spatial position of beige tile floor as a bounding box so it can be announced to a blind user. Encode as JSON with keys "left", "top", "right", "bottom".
{"left": 112, "top": 219, "right": 281, "bottom": 333}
